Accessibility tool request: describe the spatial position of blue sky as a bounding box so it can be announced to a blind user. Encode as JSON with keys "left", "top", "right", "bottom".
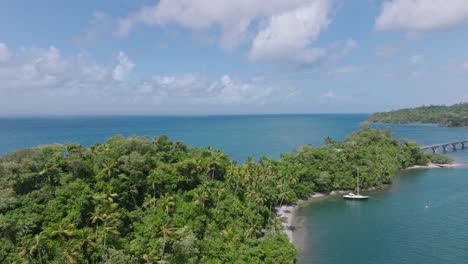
{"left": 1, "top": 0, "right": 468, "bottom": 116}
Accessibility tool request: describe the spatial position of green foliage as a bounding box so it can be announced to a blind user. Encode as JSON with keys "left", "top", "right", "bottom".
{"left": 426, "top": 153, "right": 455, "bottom": 164}
{"left": 368, "top": 102, "right": 468, "bottom": 127}
{"left": 0, "top": 130, "right": 431, "bottom": 263}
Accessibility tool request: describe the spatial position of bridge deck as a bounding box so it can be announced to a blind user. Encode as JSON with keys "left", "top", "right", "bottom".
{"left": 420, "top": 140, "right": 468, "bottom": 151}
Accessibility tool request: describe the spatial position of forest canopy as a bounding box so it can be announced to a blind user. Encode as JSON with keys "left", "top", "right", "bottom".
{"left": 0, "top": 129, "right": 445, "bottom": 263}
{"left": 368, "top": 102, "right": 468, "bottom": 127}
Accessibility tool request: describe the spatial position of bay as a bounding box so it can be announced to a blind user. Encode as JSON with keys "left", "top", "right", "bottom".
{"left": 296, "top": 123, "right": 468, "bottom": 264}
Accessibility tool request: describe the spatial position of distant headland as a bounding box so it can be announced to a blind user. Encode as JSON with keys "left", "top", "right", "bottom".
{"left": 368, "top": 102, "right": 468, "bottom": 127}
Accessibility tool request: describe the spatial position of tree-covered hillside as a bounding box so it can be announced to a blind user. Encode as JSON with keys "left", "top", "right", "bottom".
{"left": 368, "top": 102, "right": 468, "bottom": 127}
{"left": 0, "top": 129, "right": 445, "bottom": 263}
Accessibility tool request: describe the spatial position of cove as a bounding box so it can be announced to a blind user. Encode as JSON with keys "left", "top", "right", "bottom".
{"left": 295, "top": 149, "right": 468, "bottom": 264}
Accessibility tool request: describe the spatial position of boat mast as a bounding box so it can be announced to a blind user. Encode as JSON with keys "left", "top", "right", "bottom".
{"left": 356, "top": 167, "right": 360, "bottom": 195}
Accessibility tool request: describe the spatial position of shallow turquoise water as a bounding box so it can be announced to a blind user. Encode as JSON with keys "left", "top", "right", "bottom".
{"left": 1, "top": 115, "right": 468, "bottom": 263}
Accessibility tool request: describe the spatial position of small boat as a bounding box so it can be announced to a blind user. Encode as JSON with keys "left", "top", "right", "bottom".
{"left": 343, "top": 168, "right": 369, "bottom": 200}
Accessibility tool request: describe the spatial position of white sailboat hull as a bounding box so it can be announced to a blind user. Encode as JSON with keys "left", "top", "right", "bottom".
{"left": 343, "top": 193, "right": 369, "bottom": 200}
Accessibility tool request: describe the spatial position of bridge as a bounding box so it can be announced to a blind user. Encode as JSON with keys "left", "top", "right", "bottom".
{"left": 421, "top": 140, "right": 468, "bottom": 153}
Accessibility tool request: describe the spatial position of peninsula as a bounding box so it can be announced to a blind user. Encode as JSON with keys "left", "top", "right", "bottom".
{"left": 0, "top": 128, "right": 453, "bottom": 263}
{"left": 368, "top": 102, "right": 468, "bottom": 127}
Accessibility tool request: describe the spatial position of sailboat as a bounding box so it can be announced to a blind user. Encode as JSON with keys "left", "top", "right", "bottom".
{"left": 343, "top": 168, "right": 369, "bottom": 200}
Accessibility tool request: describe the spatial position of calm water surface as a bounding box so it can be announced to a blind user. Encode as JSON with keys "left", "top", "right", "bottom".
{"left": 0, "top": 114, "right": 365, "bottom": 161}
{"left": 296, "top": 123, "right": 468, "bottom": 264}
{"left": 1, "top": 115, "right": 468, "bottom": 264}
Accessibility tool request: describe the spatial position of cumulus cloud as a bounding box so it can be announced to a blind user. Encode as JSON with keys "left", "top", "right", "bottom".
{"left": 375, "top": 0, "right": 468, "bottom": 33}
{"left": 0, "top": 46, "right": 111, "bottom": 96}
{"left": 248, "top": 0, "right": 331, "bottom": 64}
{"left": 113, "top": 52, "right": 135, "bottom": 81}
{"left": 117, "top": 0, "right": 334, "bottom": 64}
{"left": 0, "top": 45, "right": 297, "bottom": 114}
{"left": 0, "top": 43, "right": 11, "bottom": 62}
{"left": 117, "top": 0, "right": 306, "bottom": 46}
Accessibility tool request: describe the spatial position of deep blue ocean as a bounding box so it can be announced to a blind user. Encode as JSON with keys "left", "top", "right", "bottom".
{"left": 0, "top": 114, "right": 367, "bottom": 162}
{"left": 1, "top": 114, "right": 468, "bottom": 264}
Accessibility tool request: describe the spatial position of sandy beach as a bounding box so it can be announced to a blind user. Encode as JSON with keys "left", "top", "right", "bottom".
{"left": 276, "top": 193, "right": 326, "bottom": 243}
{"left": 276, "top": 204, "right": 298, "bottom": 242}
{"left": 406, "top": 162, "right": 462, "bottom": 169}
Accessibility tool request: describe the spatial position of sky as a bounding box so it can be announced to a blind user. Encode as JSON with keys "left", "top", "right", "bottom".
{"left": 1, "top": 0, "right": 468, "bottom": 116}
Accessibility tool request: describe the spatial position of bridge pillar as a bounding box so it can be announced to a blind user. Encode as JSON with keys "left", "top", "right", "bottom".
{"left": 442, "top": 145, "right": 448, "bottom": 152}
{"left": 452, "top": 143, "right": 457, "bottom": 151}
{"left": 462, "top": 142, "right": 466, "bottom": 149}
{"left": 431, "top": 146, "right": 438, "bottom": 153}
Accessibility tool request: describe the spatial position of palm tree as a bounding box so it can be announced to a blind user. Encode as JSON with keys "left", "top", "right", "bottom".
{"left": 90, "top": 194, "right": 121, "bottom": 261}
{"left": 277, "top": 184, "right": 292, "bottom": 207}
{"left": 159, "top": 223, "right": 178, "bottom": 261}
{"left": 29, "top": 232, "right": 47, "bottom": 264}
{"left": 215, "top": 187, "right": 226, "bottom": 212}
{"left": 147, "top": 168, "right": 165, "bottom": 208}
{"left": 225, "top": 161, "right": 237, "bottom": 188}
{"left": 51, "top": 222, "right": 76, "bottom": 239}
{"left": 160, "top": 193, "right": 175, "bottom": 215}
{"left": 102, "top": 161, "right": 117, "bottom": 178}
{"left": 192, "top": 188, "right": 208, "bottom": 210}
{"left": 270, "top": 217, "right": 285, "bottom": 233}
{"left": 244, "top": 221, "right": 260, "bottom": 239}
{"left": 74, "top": 228, "right": 96, "bottom": 259}
{"left": 205, "top": 150, "right": 225, "bottom": 181}
{"left": 325, "top": 136, "right": 334, "bottom": 146}
{"left": 61, "top": 240, "right": 81, "bottom": 263}
{"left": 143, "top": 195, "right": 157, "bottom": 208}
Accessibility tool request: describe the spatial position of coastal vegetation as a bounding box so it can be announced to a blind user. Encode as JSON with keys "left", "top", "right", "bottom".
{"left": 0, "top": 128, "right": 448, "bottom": 263}
{"left": 426, "top": 153, "right": 454, "bottom": 164}
{"left": 368, "top": 102, "right": 468, "bottom": 127}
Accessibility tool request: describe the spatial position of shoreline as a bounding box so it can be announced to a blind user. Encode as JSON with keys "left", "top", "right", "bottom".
{"left": 275, "top": 193, "right": 328, "bottom": 243}
{"left": 406, "top": 162, "right": 462, "bottom": 169}
{"left": 276, "top": 162, "right": 465, "bottom": 244}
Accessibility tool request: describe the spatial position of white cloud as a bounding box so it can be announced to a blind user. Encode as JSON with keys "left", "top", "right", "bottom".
{"left": 0, "top": 45, "right": 297, "bottom": 114}
{"left": 117, "top": 0, "right": 311, "bottom": 47}
{"left": 248, "top": 0, "right": 331, "bottom": 64}
{"left": 118, "top": 0, "right": 334, "bottom": 64}
{"left": 113, "top": 52, "right": 135, "bottom": 81}
{"left": 375, "top": 0, "right": 468, "bottom": 33}
{"left": 0, "top": 43, "right": 11, "bottom": 62}
{"left": 410, "top": 55, "right": 423, "bottom": 64}
{"left": 0, "top": 46, "right": 111, "bottom": 96}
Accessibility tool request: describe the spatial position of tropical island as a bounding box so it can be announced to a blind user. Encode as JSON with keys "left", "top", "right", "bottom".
{"left": 368, "top": 102, "right": 468, "bottom": 127}
{"left": 0, "top": 128, "right": 453, "bottom": 263}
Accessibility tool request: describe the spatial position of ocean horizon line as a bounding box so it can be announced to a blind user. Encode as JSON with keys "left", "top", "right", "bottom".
{"left": 0, "top": 113, "right": 370, "bottom": 119}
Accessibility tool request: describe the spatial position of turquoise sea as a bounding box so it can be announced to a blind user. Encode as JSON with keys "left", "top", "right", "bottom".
{"left": 1, "top": 115, "right": 468, "bottom": 264}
